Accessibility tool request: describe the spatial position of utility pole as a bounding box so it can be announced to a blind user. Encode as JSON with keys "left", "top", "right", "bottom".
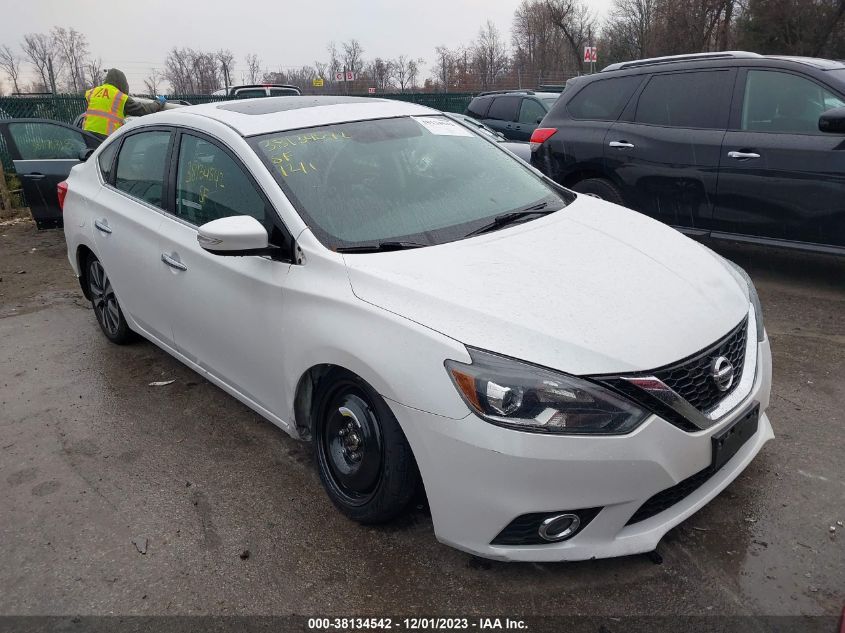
{"left": 47, "top": 56, "right": 56, "bottom": 93}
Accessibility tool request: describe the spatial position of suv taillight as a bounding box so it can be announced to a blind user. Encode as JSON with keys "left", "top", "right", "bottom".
{"left": 57, "top": 181, "right": 68, "bottom": 211}
{"left": 529, "top": 127, "right": 557, "bottom": 152}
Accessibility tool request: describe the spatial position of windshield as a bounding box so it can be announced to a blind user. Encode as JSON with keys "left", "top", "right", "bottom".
{"left": 250, "top": 115, "right": 571, "bottom": 250}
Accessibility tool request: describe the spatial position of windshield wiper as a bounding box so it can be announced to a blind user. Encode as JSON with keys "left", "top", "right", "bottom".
{"left": 465, "top": 202, "right": 556, "bottom": 238}
{"left": 336, "top": 241, "right": 428, "bottom": 254}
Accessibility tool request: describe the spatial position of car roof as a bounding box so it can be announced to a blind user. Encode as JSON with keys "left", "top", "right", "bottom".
{"left": 474, "top": 90, "right": 558, "bottom": 99}
{"left": 153, "top": 96, "right": 439, "bottom": 137}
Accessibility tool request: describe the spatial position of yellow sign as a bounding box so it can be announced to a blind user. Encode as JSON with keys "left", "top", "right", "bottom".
{"left": 312, "top": 77, "right": 324, "bottom": 88}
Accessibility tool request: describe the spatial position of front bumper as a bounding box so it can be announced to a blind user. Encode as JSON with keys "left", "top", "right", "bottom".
{"left": 392, "top": 337, "right": 773, "bottom": 562}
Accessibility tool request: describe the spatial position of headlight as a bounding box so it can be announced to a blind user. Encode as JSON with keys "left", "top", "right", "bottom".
{"left": 723, "top": 260, "right": 765, "bottom": 342}
{"left": 445, "top": 348, "right": 649, "bottom": 434}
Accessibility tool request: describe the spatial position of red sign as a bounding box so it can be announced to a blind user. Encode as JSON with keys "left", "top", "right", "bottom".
{"left": 346, "top": 70, "right": 355, "bottom": 81}
{"left": 334, "top": 71, "right": 344, "bottom": 81}
{"left": 368, "top": 87, "right": 376, "bottom": 94}
{"left": 584, "top": 46, "right": 597, "bottom": 63}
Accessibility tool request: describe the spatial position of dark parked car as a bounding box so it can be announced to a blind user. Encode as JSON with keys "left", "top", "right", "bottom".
{"left": 530, "top": 52, "right": 845, "bottom": 254}
{"left": 465, "top": 90, "right": 559, "bottom": 141}
{"left": 446, "top": 112, "right": 531, "bottom": 162}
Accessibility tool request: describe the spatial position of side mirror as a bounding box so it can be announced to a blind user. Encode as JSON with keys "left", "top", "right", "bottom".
{"left": 819, "top": 107, "right": 845, "bottom": 133}
{"left": 79, "top": 148, "right": 94, "bottom": 162}
{"left": 197, "top": 215, "right": 278, "bottom": 257}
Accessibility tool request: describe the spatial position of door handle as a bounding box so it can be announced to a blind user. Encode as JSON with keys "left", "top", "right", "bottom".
{"left": 161, "top": 253, "right": 187, "bottom": 271}
{"left": 728, "top": 151, "right": 761, "bottom": 160}
{"left": 22, "top": 173, "right": 45, "bottom": 180}
{"left": 609, "top": 141, "right": 635, "bottom": 149}
{"left": 94, "top": 219, "right": 112, "bottom": 234}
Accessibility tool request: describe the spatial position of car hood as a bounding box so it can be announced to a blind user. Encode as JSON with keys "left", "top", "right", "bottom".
{"left": 343, "top": 197, "right": 749, "bottom": 375}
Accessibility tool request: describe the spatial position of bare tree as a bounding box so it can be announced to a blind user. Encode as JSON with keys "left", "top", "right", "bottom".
{"left": 434, "top": 46, "right": 452, "bottom": 91}
{"left": 472, "top": 20, "right": 510, "bottom": 90}
{"left": 367, "top": 57, "right": 395, "bottom": 91}
{"left": 245, "top": 53, "right": 262, "bottom": 83}
{"left": 217, "top": 49, "right": 234, "bottom": 92}
{"left": 22, "top": 33, "right": 60, "bottom": 93}
{"left": 544, "top": 0, "right": 596, "bottom": 73}
{"left": 164, "top": 47, "right": 194, "bottom": 94}
{"left": 52, "top": 27, "right": 89, "bottom": 92}
{"left": 341, "top": 39, "right": 365, "bottom": 75}
{"left": 143, "top": 69, "right": 162, "bottom": 95}
{"left": 0, "top": 44, "right": 22, "bottom": 93}
{"left": 85, "top": 57, "right": 104, "bottom": 86}
{"left": 513, "top": 0, "right": 574, "bottom": 81}
{"left": 327, "top": 42, "right": 342, "bottom": 82}
{"left": 314, "top": 60, "right": 329, "bottom": 82}
{"left": 407, "top": 58, "right": 423, "bottom": 90}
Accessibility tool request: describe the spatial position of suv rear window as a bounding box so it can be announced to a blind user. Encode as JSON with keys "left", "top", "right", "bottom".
{"left": 635, "top": 71, "right": 732, "bottom": 129}
{"left": 466, "top": 97, "right": 492, "bottom": 119}
{"left": 566, "top": 76, "right": 642, "bottom": 120}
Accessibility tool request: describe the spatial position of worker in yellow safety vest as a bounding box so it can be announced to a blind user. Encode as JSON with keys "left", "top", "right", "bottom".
{"left": 83, "top": 68, "right": 166, "bottom": 139}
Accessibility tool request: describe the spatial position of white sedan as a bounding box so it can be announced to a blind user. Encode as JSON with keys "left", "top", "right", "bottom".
{"left": 61, "top": 96, "right": 773, "bottom": 561}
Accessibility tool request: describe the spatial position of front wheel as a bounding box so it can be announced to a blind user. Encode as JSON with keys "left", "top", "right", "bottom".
{"left": 86, "top": 254, "right": 134, "bottom": 344}
{"left": 314, "top": 371, "right": 419, "bottom": 523}
{"left": 571, "top": 178, "right": 625, "bottom": 206}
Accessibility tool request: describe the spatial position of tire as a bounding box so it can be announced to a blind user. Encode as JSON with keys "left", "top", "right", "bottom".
{"left": 313, "top": 370, "right": 419, "bottom": 523}
{"left": 85, "top": 254, "right": 134, "bottom": 345}
{"left": 571, "top": 178, "right": 625, "bottom": 206}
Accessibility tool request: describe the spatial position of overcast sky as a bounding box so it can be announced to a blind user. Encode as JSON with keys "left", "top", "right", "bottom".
{"left": 1, "top": 0, "right": 613, "bottom": 90}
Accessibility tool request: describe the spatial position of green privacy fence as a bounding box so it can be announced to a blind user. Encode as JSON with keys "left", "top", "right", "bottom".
{"left": 0, "top": 92, "right": 474, "bottom": 172}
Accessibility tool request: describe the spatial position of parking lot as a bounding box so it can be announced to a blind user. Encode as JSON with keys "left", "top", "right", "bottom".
{"left": 0, "top": 218, "right": 843, "bottom": 619}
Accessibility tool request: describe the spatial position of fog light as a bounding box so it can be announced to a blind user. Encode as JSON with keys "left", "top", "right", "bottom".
{"left": 538, "top": 513, "right": 581, "bottom": 542}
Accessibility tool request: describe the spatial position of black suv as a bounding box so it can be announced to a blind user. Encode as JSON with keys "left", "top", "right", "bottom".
{"left": 531, "top": 52, "right": 845, "bottom": 254}
{"left": 465, "top": 90, "right": 560, "bottom": 141}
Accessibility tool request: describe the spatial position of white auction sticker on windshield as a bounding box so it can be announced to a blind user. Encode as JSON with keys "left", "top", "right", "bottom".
{"left": 415, "top": 116, "right": 473, "bottom": 137}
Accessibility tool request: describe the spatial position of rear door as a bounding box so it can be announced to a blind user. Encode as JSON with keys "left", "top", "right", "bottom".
{"left": 513, "top": 97, "right": 547, "bottom": 141}
{"left": 91, "top": 127, "right": 175, "bottom": 347}
{"left": 0, "top": 119, "right": 101, "bottom": 228}
{"left": 483, "top": 96, "right": 521, "bottom": 139}
{"left": 606, "top": 69, "right": 735, "bottom": 231}
{"left": 713, "top": 68, "right": 845, "bottom": 248}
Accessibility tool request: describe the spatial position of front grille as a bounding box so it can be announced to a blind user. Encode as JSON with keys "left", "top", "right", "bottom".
{"left": 653, "top": 317, "right": 748, "bottom": 414}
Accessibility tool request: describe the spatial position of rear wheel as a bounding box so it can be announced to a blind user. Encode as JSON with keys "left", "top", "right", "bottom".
{"left": 313, "top": 370, "right": 419, "bottom": 523}
{"left": 86, "top": 255, "right": 133, "bottom": 344}
{"left": 572, "top": 178, "right": 625, "bottom": 206}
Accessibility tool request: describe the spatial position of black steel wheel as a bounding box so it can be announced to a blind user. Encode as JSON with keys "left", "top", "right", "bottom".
{"left": 314, "top": 371, "right": 419, "bottom": 523}
{"left": 87, "top": 255, "right": 133, "bottom": 344}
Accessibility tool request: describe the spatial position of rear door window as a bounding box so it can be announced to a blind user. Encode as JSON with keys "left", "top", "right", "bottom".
{"left": 114, "top": 130, "right": 171, "bottom": 208}
{"left": 518, "top": 98, "right": 547, "bottom": 124}
{"left": 269, "top": 87, "right": 299, "bottom": 96}
{"left": 566, "top": 76, "right": 643, "bottom": 120}
{"left": 486, "top": 97, "right": 520, "bottom": 122}
{"left": 741, "top": 69, "right": 845, "bottom": 134}
{"left": 8, "top": 122, "right": 91, "bottom": 159}
{"left": 635, "top": 71, "right": 733, "bottom": 129}
{"left": 97, "top": 141, "right": 118, "bottom": 183}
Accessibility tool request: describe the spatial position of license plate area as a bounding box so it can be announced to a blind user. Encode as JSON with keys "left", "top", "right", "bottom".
{"left": 711, "top": 404, "right": 759, "bottom": 472}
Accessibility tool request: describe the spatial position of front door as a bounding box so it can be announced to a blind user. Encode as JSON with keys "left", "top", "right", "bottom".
{"left": 605, "top": 69, "right": 735, "bottom": 231}
{"left": 156, "top": 131, "right": 293, "bottom": 418}
{"left": 0, "top": 119, "right": 101, "bottom": 228}
{"left": 713, "top": 68, "right": 845, "bottom": 248}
